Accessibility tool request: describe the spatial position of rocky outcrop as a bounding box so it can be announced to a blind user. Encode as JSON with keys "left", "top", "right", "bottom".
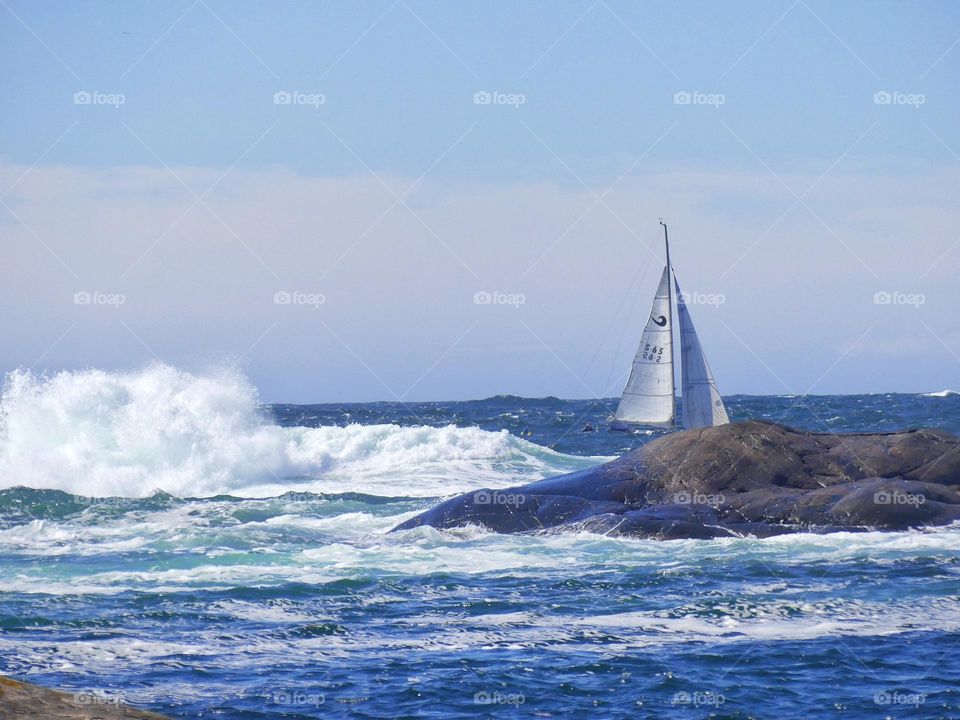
{"left": 0, "top": 676, "right": 170, "bottom": 719}
{"left": 393, "top": 421, "right": 960, "bottom": 539}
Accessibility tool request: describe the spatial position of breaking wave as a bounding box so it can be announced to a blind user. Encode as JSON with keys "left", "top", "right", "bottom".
{"left": 0, "top": 364, "right": 602, "bottom": 499}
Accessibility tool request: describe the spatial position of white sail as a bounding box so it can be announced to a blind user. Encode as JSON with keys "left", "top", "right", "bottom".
{"left": 613, "top": 266, "right": 675, "bottom": 426}
{"left": 675, "top": 277, "right": 729, "bottom": 428}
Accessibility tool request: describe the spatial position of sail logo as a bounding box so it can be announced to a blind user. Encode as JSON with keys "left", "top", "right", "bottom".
{"left": 680, "top": 290, "right": 725, "bottom": 307}
{"left": 273, "top": 90, "right": 326, "bottom": 107}
{"left": 74, "top": 290, "right": 126, "bottom": 307}
{"left": 274, "top": 290, "right": 326, "bottom": 308}
{"left": 473, "top": 90, "right": 526, "bottom": 108}
{"left": 873, "top": 290, "right": 925, "bottom": 308}
{"left": 673, "top": 90, "right": 725, "bottom": 107}
{"left": 73, "top": 90, "right": 125, "bottom": 107}
{"left": 873, "top": 90, "right": 924, "bottom": 108}
{"left": 474, "top": 290, "right": 525, "bottom": 307}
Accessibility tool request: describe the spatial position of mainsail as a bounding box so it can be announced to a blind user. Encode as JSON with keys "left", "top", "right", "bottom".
{"left": 611, "top": 221, "right": 729, "bottom": 430}
{"left": 612, "top": 266, "right": 675, "bottom": 426}
{"left": 675, "top": 276, "right": 730, "bottom": 429}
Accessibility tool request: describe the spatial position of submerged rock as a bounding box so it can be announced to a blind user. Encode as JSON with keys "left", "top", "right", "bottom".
{"left": 0, "top": 676, "right": 170, "bottom": 719}
{"left": 393, "top": 420, "right": 960, "bottom": 539}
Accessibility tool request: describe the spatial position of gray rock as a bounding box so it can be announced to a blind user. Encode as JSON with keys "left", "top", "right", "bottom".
{"left": 392, "top": 421, "right": 960, "bottom": 539}
{"left": 0, "top": 676, "right": 170, "bottom": 719}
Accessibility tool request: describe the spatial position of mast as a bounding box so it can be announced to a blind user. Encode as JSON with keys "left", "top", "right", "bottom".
{"left": 660, "top": 218, "right": 677, "bottom": 428}
{"left": 610, "top": 220, "right": 679, "bottom": 429}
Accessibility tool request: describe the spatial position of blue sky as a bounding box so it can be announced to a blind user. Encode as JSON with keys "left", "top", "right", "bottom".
{"left": 1, "top": 1, "right": 958, "bottom": 401}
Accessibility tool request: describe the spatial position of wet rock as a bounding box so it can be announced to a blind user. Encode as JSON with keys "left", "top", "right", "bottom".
{"left": 0, "top": 676, "right": 170, "bottom": 719}
{"left": 393, "top": 421, "right": 960, "bottom": 539}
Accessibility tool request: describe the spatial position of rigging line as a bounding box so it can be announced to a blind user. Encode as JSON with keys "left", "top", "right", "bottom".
{"left": 603, "top": 234, "right": 659, "bottom": 396}
{"left": 580, "top": 236, "right": 655, "bottom": 389}
{"left": 605, "top": 262, "right": 655, "bottom": 398}
{"left": 609, "top": 305, "right": 653, "bottom": 397}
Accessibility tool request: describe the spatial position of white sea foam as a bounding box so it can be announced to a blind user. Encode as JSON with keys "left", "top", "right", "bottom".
{"left": 924, "top": 389, "right": 958, "bottom": 397}
{"left": 0, "top": 364, "right": 603, "bottom": 498}
{"left": 2, "top": 495, "right": 958, "bottom": 593}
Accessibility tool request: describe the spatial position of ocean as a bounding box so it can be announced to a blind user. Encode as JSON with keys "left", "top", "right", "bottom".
{"left": 0, "top": 365, "right": 958, "bottom": 718}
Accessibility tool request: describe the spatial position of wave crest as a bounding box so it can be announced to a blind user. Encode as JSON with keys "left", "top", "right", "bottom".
{"left": 0, "top": 364, "right": 599, "bottom": 498}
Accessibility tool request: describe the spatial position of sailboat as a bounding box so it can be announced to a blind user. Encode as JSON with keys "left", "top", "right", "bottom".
{"left": 610, "top": 220, "right": 729, "bottom": 431}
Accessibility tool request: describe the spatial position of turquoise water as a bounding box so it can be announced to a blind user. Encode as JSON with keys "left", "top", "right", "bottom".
{"left": 0, "top": 366, "right": 957, "bottom": 718}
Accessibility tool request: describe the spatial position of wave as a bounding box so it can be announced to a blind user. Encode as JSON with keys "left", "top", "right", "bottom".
{"left": 924, "top": 389, "right": 958, "bottom": 397}
{"left": 2, "top": 497, "right": 958, "bottom": 592}
{"left": 0, "top": 364, "right": 604, "bottom": 499}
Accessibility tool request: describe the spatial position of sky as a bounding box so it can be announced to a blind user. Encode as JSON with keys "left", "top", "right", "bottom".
{"left": 1, "top": 0, "right": 958, "bottom": 402}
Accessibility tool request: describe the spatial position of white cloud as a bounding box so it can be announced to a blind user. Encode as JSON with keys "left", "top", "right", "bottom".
{"left": 1, "top": 161, "right": 957, "bottom": 400}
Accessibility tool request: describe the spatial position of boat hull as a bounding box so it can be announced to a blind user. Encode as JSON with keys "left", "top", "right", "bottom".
{"left": 608, "top": 417, "right": 673, "bottom": 433}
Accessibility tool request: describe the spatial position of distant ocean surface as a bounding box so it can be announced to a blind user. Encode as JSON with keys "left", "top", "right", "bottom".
{"left": 1, "top": 365, "right": 958, "bottom": 718}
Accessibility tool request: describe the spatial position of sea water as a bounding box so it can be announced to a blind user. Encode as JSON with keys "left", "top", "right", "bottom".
{"left": 0, "top": 364, "right": 958, "bottom": 718}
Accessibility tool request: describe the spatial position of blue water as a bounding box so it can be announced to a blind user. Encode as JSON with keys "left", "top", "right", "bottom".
{"left": 0, "top": 367, "right": 958, "bottom": 718}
